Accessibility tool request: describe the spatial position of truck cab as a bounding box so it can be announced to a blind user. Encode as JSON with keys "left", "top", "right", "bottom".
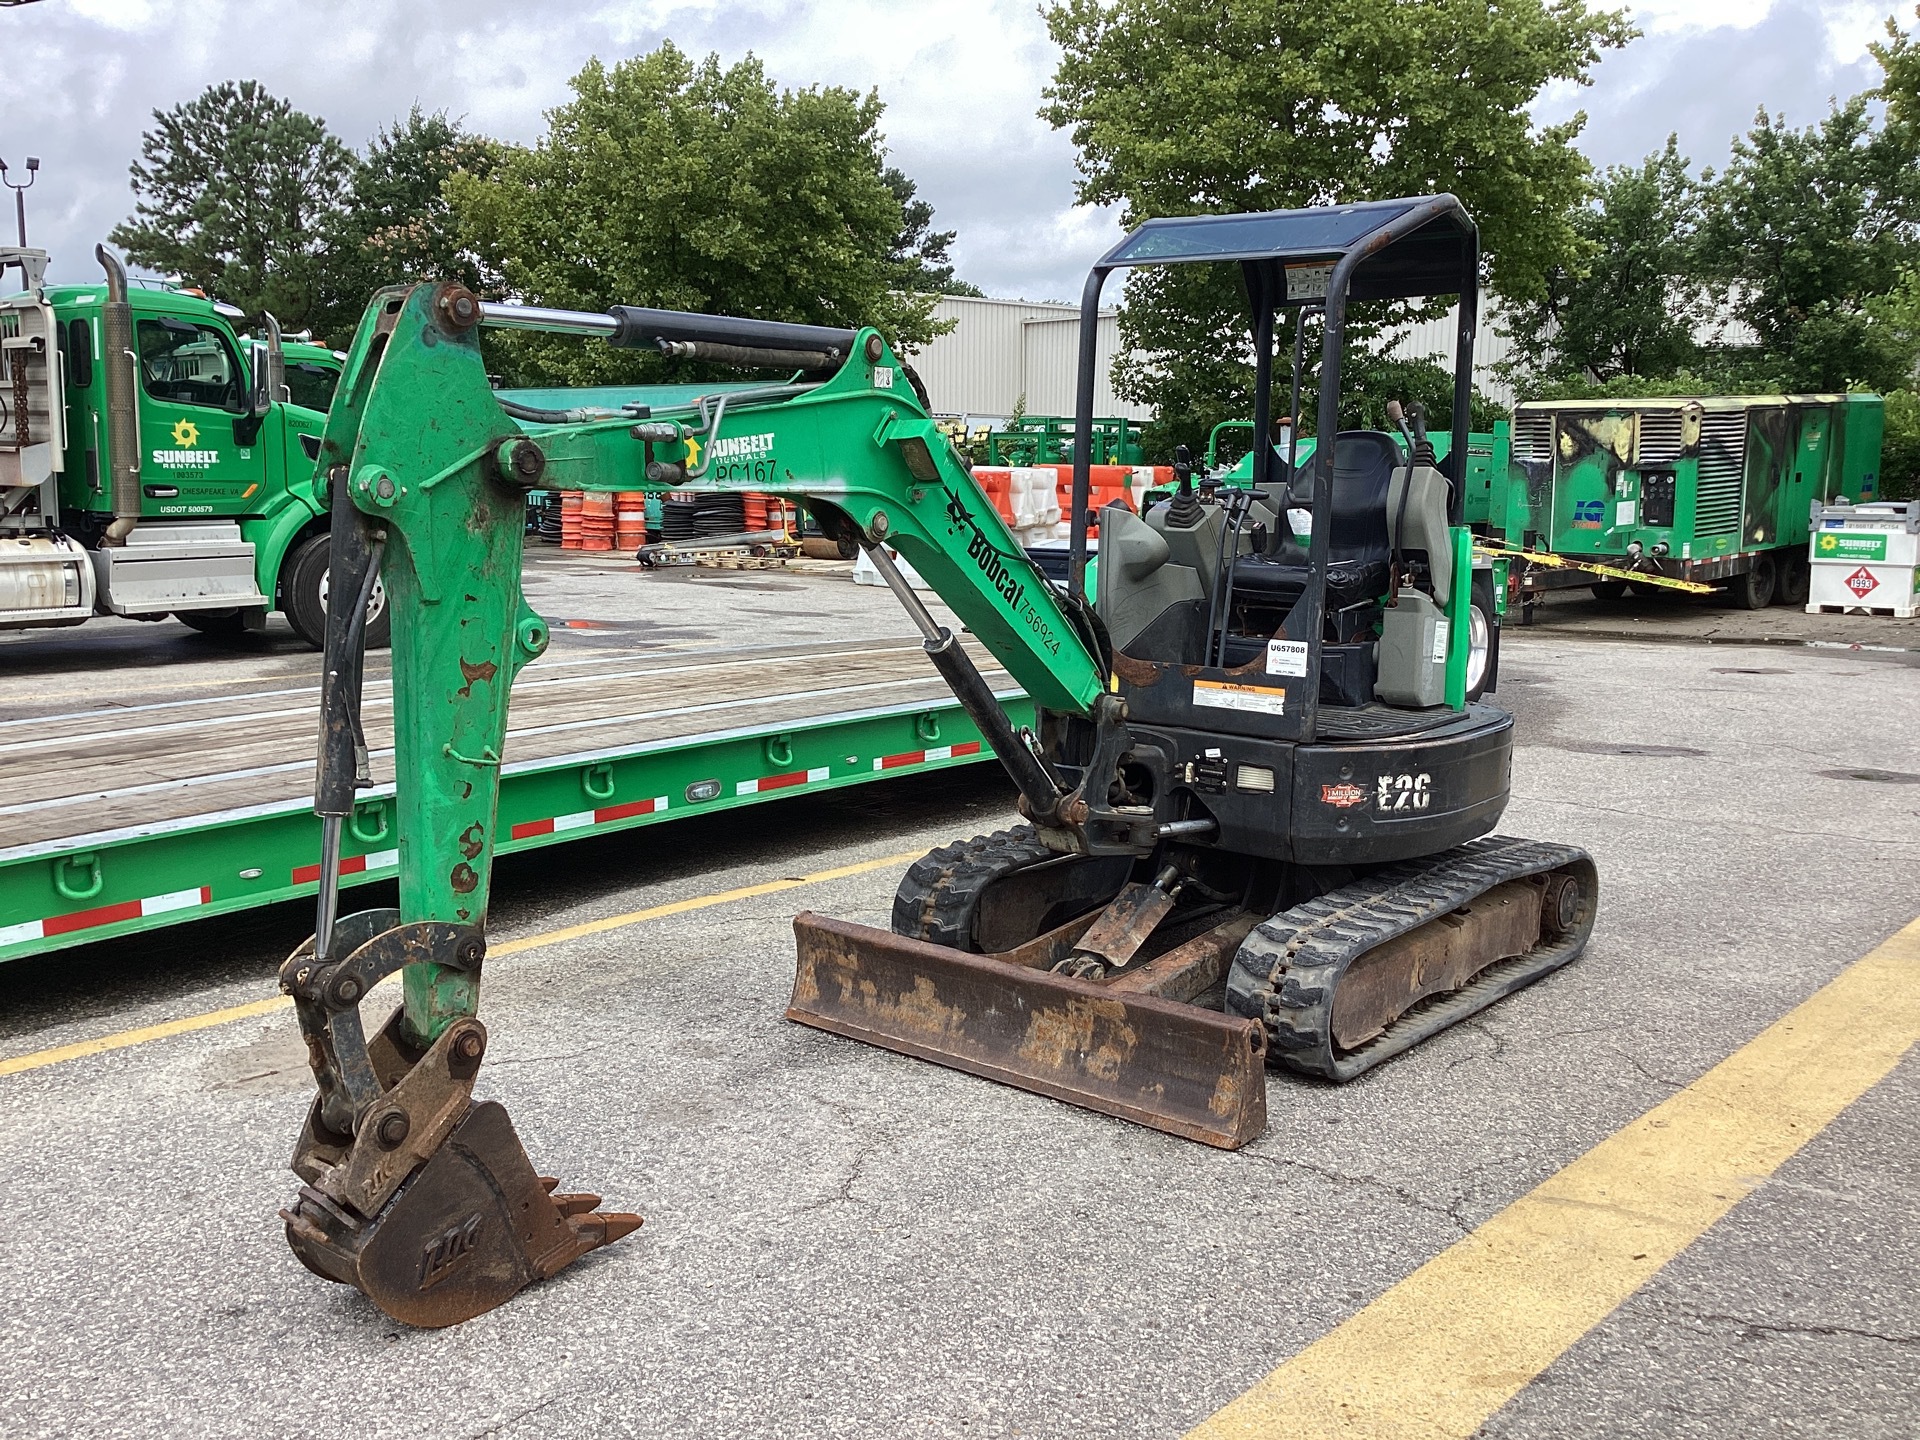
{"left": 0, "top": 246, "right": 366, "bottom": 645}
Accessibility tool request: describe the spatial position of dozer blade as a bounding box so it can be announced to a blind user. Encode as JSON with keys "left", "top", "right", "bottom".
{"left": 789, "top": 911, "right": 1267, "bottom": 1149}
{"left": 279, "top": 987, "right": 641, "bottom": 1328}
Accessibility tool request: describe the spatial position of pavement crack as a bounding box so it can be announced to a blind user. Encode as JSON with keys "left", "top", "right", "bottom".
{"left": 799, "top": 1098, "right": 892, "bottom": 1213}
{"left": 466, "top": 1394, "right": 558, "bottom": 1438}
{"left": 1442, "top": 1018, "right": 1508, "bottom": 1073}
{"left": 1257, "top": 1154, "right": 1474, "bottom": 1238}
{"left": 1677, "top": 1310, "right": 1920, "bottom": 1348}
{"left": 1612, "top": 1048, "right": 1687, "bottom": 1090}
{"left": 483, "top": 1040, "right": 617, "bottom": 1068}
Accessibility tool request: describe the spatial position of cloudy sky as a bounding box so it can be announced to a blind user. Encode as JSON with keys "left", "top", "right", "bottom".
{"left": 0, "top": 0, "right": 1904, "bottom": 301}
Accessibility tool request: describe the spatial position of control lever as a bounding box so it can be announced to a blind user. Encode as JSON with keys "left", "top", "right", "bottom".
{"left": 1167, "top": 444, "right": 1202, "bottom": 526}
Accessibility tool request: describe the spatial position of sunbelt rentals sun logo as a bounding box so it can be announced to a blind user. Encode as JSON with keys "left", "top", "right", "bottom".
{"left": 152, "top": 417, "right": 218, "bottom": 469}
{"left": 1815, "top": 529, "right": 1887, "bottom": 563}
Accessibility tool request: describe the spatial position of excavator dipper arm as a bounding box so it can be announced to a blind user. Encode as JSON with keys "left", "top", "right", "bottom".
{"left": 277, "top": 282, "right": 1121, "bottom": 1326}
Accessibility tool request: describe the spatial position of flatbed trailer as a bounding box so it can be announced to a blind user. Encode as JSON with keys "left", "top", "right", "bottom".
{"left": 0, "top": 637, "right": 1028, "bottom": 963}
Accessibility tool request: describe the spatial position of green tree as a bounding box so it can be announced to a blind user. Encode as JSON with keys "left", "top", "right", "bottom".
{"left": 450, "top": 44, "right": 941, "bottom": 386}
{"left": 1041, "top": 0, "right": 1634, "bottom": 455}
{"left": 1696, "top": 95, "right": 1917, "bottom": 391}
{"left": 884, "top": 166, "right": 982, "bottom": 296}
{"left": 311, "top": 109, "right": 501, "bottom": 344}
{"left": 1504, "top": 137, "right": 1708, "bottom": 389}
{"left": 111, "top": 80, "right": 353, "bottom": 329}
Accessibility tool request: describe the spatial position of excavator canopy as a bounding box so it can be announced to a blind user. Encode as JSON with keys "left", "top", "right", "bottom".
{"left": 1096, "top": 195, "right": 1479, "bottom": 303}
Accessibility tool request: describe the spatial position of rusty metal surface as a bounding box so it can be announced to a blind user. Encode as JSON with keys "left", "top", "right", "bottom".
{"left": 1068, "top": 881, "right": 1178, "bottom": 972}
{"left": 788, "top": 911, "right": 1267, "bottom": 1149}
{"left": 283, "top": 1098, "right": 642, "bottom": 1328}
{"left": 1328, "top": 877, "right": 1544, "bottom": 1049}
{"left": 1106, "top": 915, "right": 1260, "bottom": 1003}
{"left": 279, "top": 914, "right": 642, "bottom": 1327}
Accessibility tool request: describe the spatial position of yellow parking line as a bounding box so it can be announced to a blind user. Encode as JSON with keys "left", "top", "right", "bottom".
{"left": 0, "top": 996, "right": 292, "bottom": 1077}
{"left": 0, "top": 850, "right": 919, "bottom": 1079}
{"left": 1188, "top": 914, "right": 1920, "bottom": 1440}
{"left": 487, "top": 851, "right": 917, "bottom": 956}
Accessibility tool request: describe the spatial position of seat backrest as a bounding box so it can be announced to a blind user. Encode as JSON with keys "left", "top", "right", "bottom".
{"left": 1279, "top": 430, "right": 1395, "bottom": 565}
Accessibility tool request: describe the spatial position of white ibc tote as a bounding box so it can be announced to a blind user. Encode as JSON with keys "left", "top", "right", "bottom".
{"left": 1806, "top": 498, "right": 1919, "bottom": 618}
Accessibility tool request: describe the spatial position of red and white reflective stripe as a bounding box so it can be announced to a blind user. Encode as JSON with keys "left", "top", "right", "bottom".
{"left": 871, "top": 740, "right": 982, "bottom": 772}
{"left": 509, "top": 796, "right": 668, "bottom": 841}
{"left": 736, "top": 766, "right": 830, "bottom": 796}
{"left": 0, "top": 885, "right": 213, "bottom": 948}
{"left": 292, "top": 847, "right": 400, "bottom": 886}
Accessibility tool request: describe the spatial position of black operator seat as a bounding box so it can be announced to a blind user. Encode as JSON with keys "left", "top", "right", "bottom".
{"left": 1231, "top": 429, "right": 1398, "bottom": 611}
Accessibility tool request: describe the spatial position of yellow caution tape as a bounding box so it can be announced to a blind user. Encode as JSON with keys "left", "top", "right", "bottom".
{"left": 1474, "top": 541, "right": 1719, "bottom": 594}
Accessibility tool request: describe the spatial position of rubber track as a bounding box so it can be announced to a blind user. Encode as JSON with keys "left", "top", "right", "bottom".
{"left": 1226, "top": 834, "right": 1598, "bottom": 1081}
{"left": 890, "top": 826, "right": 1054, "bottom": 952}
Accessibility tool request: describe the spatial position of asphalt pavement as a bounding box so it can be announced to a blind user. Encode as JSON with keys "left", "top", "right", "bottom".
{"left": 1, "top": 563, "right": 1916, "bottom": 1439}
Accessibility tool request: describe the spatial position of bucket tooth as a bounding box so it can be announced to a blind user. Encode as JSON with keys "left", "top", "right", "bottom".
{"left": 283, "top": 1099, "right": 642, "bottom": 1328}
{"left": 281, "top": 1014, "right": 640, "bottom": 1327}
{"left": 789, "top": 911, "right": 1267, "bottom": 1149}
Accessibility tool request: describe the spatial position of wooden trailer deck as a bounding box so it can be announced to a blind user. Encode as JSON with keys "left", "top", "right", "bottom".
{"left": 0, "top": 632, "right": 1025, "bottom": 959}
{"left": 1, "top": 637, "right": 1010, "bottom": 851}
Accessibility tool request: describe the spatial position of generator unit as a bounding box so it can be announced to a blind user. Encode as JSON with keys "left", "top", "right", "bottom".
{"left": 1500, "top": 394, "right": 1882, "bottom": 609}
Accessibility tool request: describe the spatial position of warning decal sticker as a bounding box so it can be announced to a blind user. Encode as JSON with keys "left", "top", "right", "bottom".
{"left": 1192, "top": 679, "right": 1287, "bottom": 716}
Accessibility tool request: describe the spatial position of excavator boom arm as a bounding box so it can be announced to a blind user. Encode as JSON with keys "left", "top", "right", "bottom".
{"left": 311, "top": 284, "right": 1107, "bottom": 1043}
{"left": 277, "top": 283, "right": 1116, "bottom": 1326}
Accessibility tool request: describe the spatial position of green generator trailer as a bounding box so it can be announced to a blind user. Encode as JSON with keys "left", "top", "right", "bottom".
{"left": 1498, "top": 394, "right": 1883, "bottom": 609}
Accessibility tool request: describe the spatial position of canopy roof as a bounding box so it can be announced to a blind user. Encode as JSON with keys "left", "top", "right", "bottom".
{"left": 1097, "top": 195, "right": 1476, "bottom": 304}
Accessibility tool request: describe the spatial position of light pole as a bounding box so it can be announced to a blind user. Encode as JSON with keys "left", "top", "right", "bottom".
{"left": 0, "top": 154, "right": 38, "bottom": 247}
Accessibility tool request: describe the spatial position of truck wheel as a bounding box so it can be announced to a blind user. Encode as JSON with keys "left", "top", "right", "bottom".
{"left": 1590, "top": 580, "right": 1627, "bottom": 601}
{"left": 285, "top": 533, "right": 391, "bottom": 651}
{"left": 174, "top": 608, "right": 248, "bottom": 638}
{"left": 1774, "top": 551, "right": 1811, "bottom": 607}
{"left": 1725, "top": 552, "right": 1775, "bottom": 610}
{"left": 1464, "top": 573, "right": 1499, "bottom": 701}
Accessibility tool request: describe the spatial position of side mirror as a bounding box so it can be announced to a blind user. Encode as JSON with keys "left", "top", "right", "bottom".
{"left": 247, "top": 341, "right": 274, "bottom": 416}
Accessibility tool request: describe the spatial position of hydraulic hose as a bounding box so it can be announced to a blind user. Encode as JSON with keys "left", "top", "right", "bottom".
{"left": 606, "top": 306, "right": 856, "bottom": 360}
{"left": 496, "top": 397, "right": 642, "bottom": 425}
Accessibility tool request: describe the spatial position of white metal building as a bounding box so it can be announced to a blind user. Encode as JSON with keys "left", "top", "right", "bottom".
{"left": 902, "top": 296, "right": 1151, "bottom": 423}
{"left": 906, "top": 294, "right": 1519, "bottom": 422}
{"left": 1386, "top": 301, "right": 1518, "bottom": 404}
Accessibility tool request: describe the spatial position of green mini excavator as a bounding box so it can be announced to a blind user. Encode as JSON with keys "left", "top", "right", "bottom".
{"left": 279, "top": 195, "right": 1598, "bottom": 1327}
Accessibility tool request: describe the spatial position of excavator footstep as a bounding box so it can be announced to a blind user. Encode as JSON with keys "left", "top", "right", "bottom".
{"left": 284, "top": 1100, "right": 641, "bottom": 1329}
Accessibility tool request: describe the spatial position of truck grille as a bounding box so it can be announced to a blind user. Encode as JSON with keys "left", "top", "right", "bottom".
{"left": 1694, "top": 412, "right": 1746, "bottom": 536}
{"left": 1512, "top": 410, "right": 1554, "bottom": 462}
{"left": 1636, "top": 410, "right": 1685, "bottom": 465}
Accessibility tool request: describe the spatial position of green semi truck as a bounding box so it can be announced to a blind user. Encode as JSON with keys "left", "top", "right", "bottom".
{"left": 0, "top": 244, "right": 370, "bottom": 645}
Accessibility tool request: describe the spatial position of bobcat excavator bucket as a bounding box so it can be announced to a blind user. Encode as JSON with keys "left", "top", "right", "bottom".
{"left": 277, "top": 909, "right": 641, "bottom": 1328}
{"left": 789, "top": 909, "right": 1270, "bottom": 1149}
